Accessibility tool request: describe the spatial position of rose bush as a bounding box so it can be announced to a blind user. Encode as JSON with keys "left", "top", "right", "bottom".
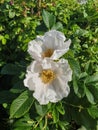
{"left": 0, "top": 0, "right": 98, "bottom": 130}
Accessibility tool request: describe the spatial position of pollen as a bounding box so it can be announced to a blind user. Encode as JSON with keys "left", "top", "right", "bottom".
{"left": 40, "top": 69, "right": 56, "bottom": 84}
{"left": 42, "top": 49, "right": 54, "bottom": 58}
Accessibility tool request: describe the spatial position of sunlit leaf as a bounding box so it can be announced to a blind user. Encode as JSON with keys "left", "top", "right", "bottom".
{"left": 9, "top": 10, "right": 15, "bottom": 18}
{"left": 42, "top": 10, "right": 56, "bottom": 29}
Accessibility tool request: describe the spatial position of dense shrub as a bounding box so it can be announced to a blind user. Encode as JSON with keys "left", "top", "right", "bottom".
{"left": 0, "top": 0, "right": 98, "bottom": 130}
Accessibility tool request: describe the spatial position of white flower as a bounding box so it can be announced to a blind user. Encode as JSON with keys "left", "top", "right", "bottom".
{"left": 24, "top": 58, "right": 72, "bottom": 105}
{"left": 28, "top": 30, "right": 71, "bottom": 61}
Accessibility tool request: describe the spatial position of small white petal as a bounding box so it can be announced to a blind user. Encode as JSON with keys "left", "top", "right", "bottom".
{"left": 63, "top": 39, "right": 71, "bottom": 49}
{"left": 51, "top": 39, "right": 71, "bottom": 60}
{"left": 53, "top": 77, "right": 70, "bottom": 98}
{"left": 58, "top": 59, "right": 72, "bottom": 81}
{"left": 24, "top": 71, "right": 35, "bottom": 91}
{"left": 33, "top": 88, "right": 49, "bottom": 105}
{"left": 27, "top": 61, "right": 42, "bottom": 73}
{"left": 28, "top": 40, "right": 43, "bottom": 60}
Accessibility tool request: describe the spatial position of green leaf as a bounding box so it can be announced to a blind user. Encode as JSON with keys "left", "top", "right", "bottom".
{"left": 0, "top": 90, "right": 17, "bottom": 104}
{"left": 0, "top": 35, "right": 6, "bottom": 45}
{"left": 90, "top": 86, "right": 98, "bottom": 101}
{"left": 9, "top": 10, "right": 15, "bottom": 18}
{"left": 56, "top": 102, "right": 65, "bottom": 115}
{"left": 10, "top": 91, "right": 34, "bottom": 118}
{"left": 52, "top": 22, "right": 63, "bottom": 30}
{"left": 0, "top": 35, "right": 4, "bottom": 40}
{"left": 88, "top": 106, "right": 98, "bottom": 119}
{"left": 58, "top": 121, "right": 69, "bottom": 130}
{"left": 1, "top": 63, "right": 21, "bottom": 75}
{"left": 42, "top": 10, "right": 56, "bottom": 29}
{"left": 68, "top": 57, "right": 81, "bottom": 77}
{"left": 13, "top": 115, "right": 33, "bottom": 130}
{"left": 79, "top": 72, "right": 88, "bottom": 79}
{"left": 85, "top": 87, "right": 95, "bottom": 104}
{"left": 73, "top": 75, "right": 79, "bottom": 95}
{"left": 35, "top": 102, "right": 48, "bottom": 116}
{"left": 4, "top": 34, "right": 10, "bottom": 39}
{"left": 52, "top": 107, "right": 59, "bottom": 123}
{"left": 13, "top": 126, "right": 31, "bottom": 130}
{"left": 70, "top": 108, "right": 97, "bottom": 129}
{"left": 78, "top": 126, "right": 87, "bottom": 130}
{"left": 85, "top": 73, "right": 98, "bottom": 84}
{"left": 73, "top": 75, "right": 85, "bottom": 98}
{"left": 10, "top": 81, "right": 26, "bottom": 93}
{"left": 2, "top": 37, "right": 6, "bottom": 45}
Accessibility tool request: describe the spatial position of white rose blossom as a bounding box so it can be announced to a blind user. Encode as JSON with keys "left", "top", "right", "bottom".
{"left": 24, "top": 58, "right": 72, "bottom": 105}
{"left": 28, "top": 30, "right": 71, "bottom": 61}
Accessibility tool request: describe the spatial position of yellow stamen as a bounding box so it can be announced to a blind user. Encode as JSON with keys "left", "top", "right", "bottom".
{"left": 42, "top": 49, "right": 54, "bottom": 58}
{"left": 40, "top": 69, "right": 56, "bottom": 84}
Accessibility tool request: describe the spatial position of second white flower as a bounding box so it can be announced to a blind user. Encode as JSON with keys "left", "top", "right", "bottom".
{"left": 24, "top": 58, "right": 72, "bottom": 105}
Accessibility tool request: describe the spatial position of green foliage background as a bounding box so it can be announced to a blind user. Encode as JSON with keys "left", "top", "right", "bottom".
{"left": 0, "top": 0, "right": 98, "bottom": 130}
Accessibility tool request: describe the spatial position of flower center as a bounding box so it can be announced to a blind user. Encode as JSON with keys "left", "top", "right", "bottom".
{"left": 40, "top": 69, "right": 56, "bottom": 84}
{"left": 42, "top": 49, "right": 54, "bottom": 58}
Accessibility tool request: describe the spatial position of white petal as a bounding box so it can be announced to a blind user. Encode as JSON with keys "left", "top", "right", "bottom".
{"left": 58, "top": 59, "right": 72, "bottom": 81}
{"left": 33, "top": 89, "right": 49, "bottom": 105}
{"left": 24, "top": 71, "right": 35, "bottom": 91}
{"left": 53, "top": 77, "right": 70, "bottom": 98}
{"left": 41, "top": 58, "right": 59, "bottom": 70}
{"left": 41, "top": 58, "right": 52, "bottom": 69}
{"left": 45, "top": 30, "right": 66, "bottom": 41}
{"left": 46, "top": 84, "right": 61, "bottom": 103}
{"left": 51, "top": 49, "right": 66, "bottom": 60}
{"left": 28, "top": 40, "right": 43, "bottom": 60}
{"left": 51, "top": 39, "right": 71, "bottom": 60}
{"left": 45, "top": 77, "right": 70, "bottom": 103}
{"left": 26, "top": 71, "right": 48, "bottom": 105}
{"left": 43, "top": 30, "right": 66, "bottom": 49}
{"left": 27, "top": 61, "right": 42, "bottom": 73}
{"left": 63, "top": 39, "right": 71, "bottom": 50}
{"left": 33, "top": 77, "right": 49, "bottom": 104}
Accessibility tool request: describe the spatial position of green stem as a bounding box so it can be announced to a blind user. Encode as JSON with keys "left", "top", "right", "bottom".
{"left": 38, "top": 0, "right": 41, "bottom": 9}
{"left": 33, "top": 115, "right": 44, "bottom": 129}
{"left": 64, "top": 101, "right": 85, "bottom": 110}
{"left": 42, "top": 115, "right": 48, "bottom": 130}
{"left": 33, "top": 109, "right": 48, "bottom": 129}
